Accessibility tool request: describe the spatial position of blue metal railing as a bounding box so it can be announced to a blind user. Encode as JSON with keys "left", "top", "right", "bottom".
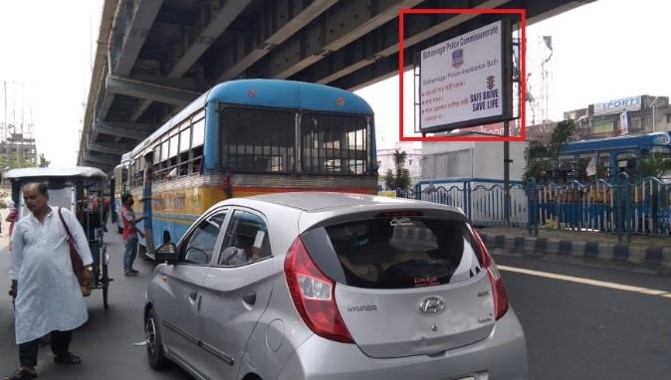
{"left": 392, "top": 176, "right": 671, "bottom": 238}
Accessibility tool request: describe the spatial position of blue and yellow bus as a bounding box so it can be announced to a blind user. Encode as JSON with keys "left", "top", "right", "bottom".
{"left": 120, "top": 79, "right": 378, "bottom": 258}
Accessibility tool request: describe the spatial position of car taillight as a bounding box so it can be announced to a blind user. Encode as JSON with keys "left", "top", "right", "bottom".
{"left": 472, "top": 229, "right": 509, "bottom": 320}
{"left": 284, "top": 237, "right": 354, "bottom": 343}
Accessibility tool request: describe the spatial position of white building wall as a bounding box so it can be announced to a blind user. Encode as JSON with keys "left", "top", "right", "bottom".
{"left": 377, "top": 142, "right": 422, "bottom": 178}
{"left": 422, "top": 139, "right": 528, "bottom": 181}
{"left": 472, "top": 142, "right": 527, "bottom": 181}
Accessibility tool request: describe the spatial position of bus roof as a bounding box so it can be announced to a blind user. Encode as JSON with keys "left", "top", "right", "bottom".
{"left": 127, "top": 79, "right": 374, "bottom": 159}
{"left": 2, "top": 166, "right": 108, "bottom": 181}
{"left": 561, "top": 132, "right": 671, "bottom": 155}
{"left": 206, "top": 79, "right": 374, "bottom": 115}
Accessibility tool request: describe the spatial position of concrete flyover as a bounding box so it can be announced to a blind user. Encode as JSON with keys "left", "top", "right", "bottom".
{"left": 78, "top": 0, "right": 597, "bottom": 173}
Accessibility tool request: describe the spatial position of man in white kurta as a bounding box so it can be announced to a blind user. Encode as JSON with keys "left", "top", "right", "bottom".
{"left": 6, "top": 183, "right": 93, "bottom": 380}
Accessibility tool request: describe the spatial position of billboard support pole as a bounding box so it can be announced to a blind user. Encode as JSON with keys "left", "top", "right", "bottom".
{"left": 504, "top": 120, "right": 511, "bottom": 226}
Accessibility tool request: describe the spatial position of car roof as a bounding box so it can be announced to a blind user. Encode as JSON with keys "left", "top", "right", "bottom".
{"left": 228, "top": 192, "right": 465, "bottom": 214}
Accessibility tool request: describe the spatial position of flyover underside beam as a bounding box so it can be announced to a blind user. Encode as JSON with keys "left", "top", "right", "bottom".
{"left": 88, "top": 143, "right": 132, "bottom": 156}
{"left": 96, "top": 93, "right": 115, "bottom": 127}
{"left": 127, "top": 75, "right": 209, "bottom": 122}
{"left": 82, "top": 153, "right": 120, "bottom": 167}
{"left": 113, "top": 0, "right": 164, "bottom": 76}
{"left": 79, "top": 0, "right": 119, "bottom": 165}
{"left": 100, "top": 0, "right": 163, "bottom": 123}
{"left": 131, "top": 99, "right": 154, "bottom": 122}
{"left": 131, "top": 74, "right": 208, "bottom": 92}
{"left": 295, "top": 0, "right": 510, "bottom": 85}
{"left": 130, "top": 0, "right": 245, "bottom": 123}
{"left": 525, "top": 0, "right": 597, "bottom": 24}
{"left": 328, "top": 0, "right": 580, "bottom": 90}
{"left": 168, "top": 0, "right": 252, "bottom": 78}
{"left": 105, "top": 75, "right": 199, "bottom": 106}
{"left": 258, "top": 0, "right": 425, "bottom": 80}
{"left": 218, "top": 0, "right": 339, "bottom": 81}
{"left": 92, "top": 121, "right": 153, "bottom": 140}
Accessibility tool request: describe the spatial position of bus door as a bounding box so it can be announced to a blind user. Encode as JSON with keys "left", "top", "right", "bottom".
{"left": 142, "top": 152, "right": 156, "bottom": 258}
{"left": 116, "top": 167, "right": 128, "bottom": 233}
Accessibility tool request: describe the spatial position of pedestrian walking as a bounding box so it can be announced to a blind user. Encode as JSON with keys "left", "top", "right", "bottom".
{"left": 121, "top": 193, "right": 146, "bottom": 276}
{"left": 4, "top": 182, "right": 94, "bottom": 380}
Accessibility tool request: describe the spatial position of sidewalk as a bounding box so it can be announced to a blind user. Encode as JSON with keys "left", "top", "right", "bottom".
{"left": 476, "top": 225, "right": 671, "bottom": 274}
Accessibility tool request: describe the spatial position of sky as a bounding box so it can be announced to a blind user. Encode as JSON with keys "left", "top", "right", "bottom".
{"left": 0, "top": 0, "right": 102, "bottom": 167}
{"left": 0, "top": 0, "right": 667, "bottom": 166}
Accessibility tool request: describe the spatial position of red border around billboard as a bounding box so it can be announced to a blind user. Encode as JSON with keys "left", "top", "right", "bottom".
{"left": 399, "top": 8, "right": 526, "bottom": 142}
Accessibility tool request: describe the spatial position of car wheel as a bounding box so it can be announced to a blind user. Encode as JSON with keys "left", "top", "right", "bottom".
{"left": 145, "top": 308, "right": 169, "bottom": 370}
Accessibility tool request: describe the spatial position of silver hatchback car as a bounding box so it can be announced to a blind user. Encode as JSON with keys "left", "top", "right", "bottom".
{"left": 144, "top": 192, "right": 528, "bottom": 380}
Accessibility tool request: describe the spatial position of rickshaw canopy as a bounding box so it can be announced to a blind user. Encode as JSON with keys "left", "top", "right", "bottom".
{"left": 3, "top": 166, "right": 109, "bottom": 218}
{"left": 3, "top": 166, "right": 108, "bottom": 184}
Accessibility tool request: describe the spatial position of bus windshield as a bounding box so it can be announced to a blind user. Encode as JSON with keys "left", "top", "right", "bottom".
{"left": 219, "top": 106, "right": 370, "bottom": 175}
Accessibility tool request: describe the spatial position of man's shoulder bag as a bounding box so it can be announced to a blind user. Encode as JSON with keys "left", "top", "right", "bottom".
{"left": 58, "top": 208, "right": 92, "bottom": 297}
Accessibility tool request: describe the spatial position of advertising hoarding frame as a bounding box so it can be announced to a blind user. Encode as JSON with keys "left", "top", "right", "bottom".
{"left": 399, "top": 8, "right": 527, "bottom": 142}
{"left": 418, "top": 20, "right": 512, "bottom": 133}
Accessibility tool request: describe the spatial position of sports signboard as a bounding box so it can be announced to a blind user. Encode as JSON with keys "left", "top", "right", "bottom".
{"left": 419, "top": 20, "right": 513, "bottom": 133}
{"left": 593, "top": 96, "right": 641, "bottom": 116}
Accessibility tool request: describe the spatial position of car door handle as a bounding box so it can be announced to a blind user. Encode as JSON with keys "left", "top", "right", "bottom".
{"left": 188, "top": 292, "right": 198, "bottom": 305}
{"left": 242, "top": 292, "right": 256, "bottom": 306}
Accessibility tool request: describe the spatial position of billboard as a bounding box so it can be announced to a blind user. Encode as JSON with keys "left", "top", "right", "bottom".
{"left": 419, "top": 20, "right": 513, "bottom": 133}
{"left": 593, "top": 96, "right": 641, "bottom": 116}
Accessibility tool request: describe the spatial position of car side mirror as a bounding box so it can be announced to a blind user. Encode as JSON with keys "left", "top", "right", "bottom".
{"left": 156, "top": 243, "right": 177, "bottom": 264}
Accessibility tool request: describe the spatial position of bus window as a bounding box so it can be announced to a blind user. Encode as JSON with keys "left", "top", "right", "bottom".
{"left": 161, "top": 140, "right": 169, "bottom": 163}
{"left": 219, "top": 107, "right": 295, "bottom": 174}
{"left": 178, "top": 127, "right": 191, "bottom": 176}
{"left": 191, "top": 117, "right": 205, "bottom": 175}
{"left": 301, "top": 113, "right": 368, "bottom": 175}
{"left": 192, "top": 145, "right": 204, "bottom": 174}
{"left": 193, "top": 118, "right": 205, "bottom": 146}
{"left": 168, "top": 134, "right": 179, "bottom": 177}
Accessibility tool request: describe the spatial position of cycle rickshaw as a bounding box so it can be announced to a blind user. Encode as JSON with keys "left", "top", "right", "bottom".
{"left": 3, "top": 166, "right": 112, "bottom": 309}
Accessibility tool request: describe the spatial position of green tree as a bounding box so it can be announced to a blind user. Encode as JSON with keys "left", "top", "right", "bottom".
{"left": 384, "top": 150, "right": 411, "bottom": 190}
{"left": 39, "top": 153, "right": 50, "bottom": 168}
{"left": 523, "top": 119, "right": 577, "bottom": 183}
{"left": 0, "top": 156, "right": 34, "bottom": 170}
{"left": 640, "top": 153, "right": 671, "bottom": 179}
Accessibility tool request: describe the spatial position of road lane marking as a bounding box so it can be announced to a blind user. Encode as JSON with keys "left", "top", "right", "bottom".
{"left": 498, "top": 265, "right": 671, "bottom": 298}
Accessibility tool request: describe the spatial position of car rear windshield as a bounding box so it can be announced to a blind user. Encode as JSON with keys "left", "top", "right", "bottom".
{"left": 301, "top": 216, "right": 484, "bottom": 289}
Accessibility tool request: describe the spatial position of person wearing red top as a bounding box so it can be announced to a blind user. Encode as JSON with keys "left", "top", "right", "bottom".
{"left": 121, "top": 194, "right": 146, "bottom": 276}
